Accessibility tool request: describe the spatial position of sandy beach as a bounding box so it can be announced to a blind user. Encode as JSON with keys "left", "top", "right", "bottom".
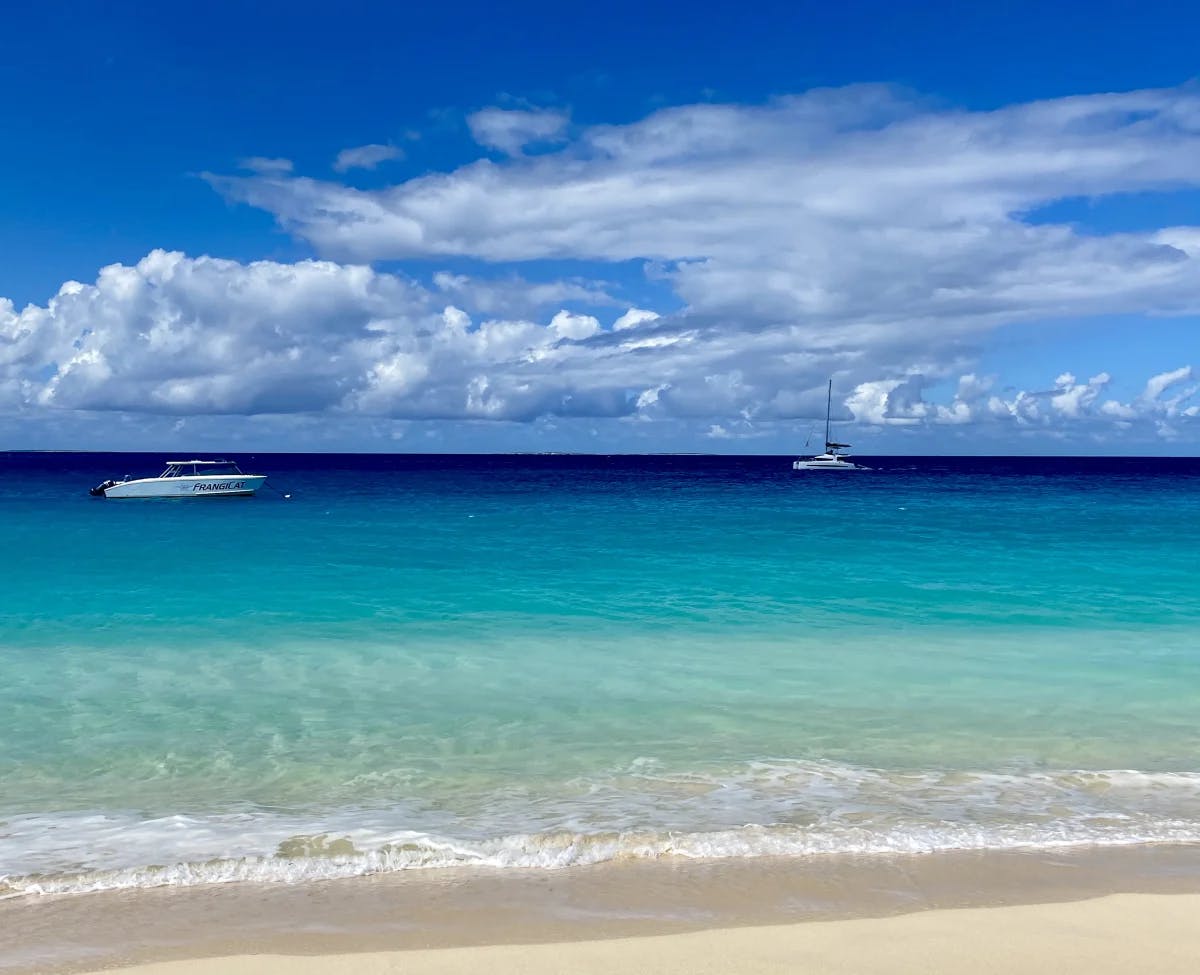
{"left": 6, "top": 846, "right": 1200, "bottom": 975}
{"left": 79, "top": 893, "right": 1200, "bottom": 975}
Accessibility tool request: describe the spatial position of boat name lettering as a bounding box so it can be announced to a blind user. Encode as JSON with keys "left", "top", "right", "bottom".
{"left": 193, "top": 481, "right": 245, "bottom": 492}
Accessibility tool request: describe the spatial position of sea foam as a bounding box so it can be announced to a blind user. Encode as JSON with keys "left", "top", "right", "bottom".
{"left": 5, "top": 762, "right": 1200, "bottom": 897}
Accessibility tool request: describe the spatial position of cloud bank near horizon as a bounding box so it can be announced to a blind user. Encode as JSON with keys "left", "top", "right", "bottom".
{"left": 2, "top": 251, "right": 1194, "bottom": 449}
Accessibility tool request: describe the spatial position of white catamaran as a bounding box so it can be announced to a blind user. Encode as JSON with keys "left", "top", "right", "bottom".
{"left": 90, "top": 460, "right": 268, "bottom": 498}
{"left": 793, "top": 380, "right": 866, "bottom": 471}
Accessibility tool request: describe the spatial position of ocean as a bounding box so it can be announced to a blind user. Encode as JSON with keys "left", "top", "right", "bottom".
{"left": 2, "top": 452, "right": 1199, "bottom": 897}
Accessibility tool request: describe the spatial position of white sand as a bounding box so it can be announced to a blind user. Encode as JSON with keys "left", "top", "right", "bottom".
{"left": 93, "top": 893, "right": 1200, "bottom": 975}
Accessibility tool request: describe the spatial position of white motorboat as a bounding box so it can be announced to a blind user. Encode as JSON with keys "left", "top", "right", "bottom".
{"left": 90, "top": 460, "right": 267, "bottom": 499}
{"left": 793, "top": 380, "right": 866, "bottom": 471}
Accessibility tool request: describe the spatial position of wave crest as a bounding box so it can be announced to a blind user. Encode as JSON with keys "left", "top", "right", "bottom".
{"left": 5, "top": 761, "right": 1200, "bottom": 898}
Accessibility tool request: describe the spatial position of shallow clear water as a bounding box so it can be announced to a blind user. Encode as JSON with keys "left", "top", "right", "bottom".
{"left": 2, "top": 453, "right": 1199, "bottom": 894}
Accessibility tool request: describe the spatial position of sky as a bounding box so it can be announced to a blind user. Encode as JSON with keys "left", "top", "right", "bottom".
{"left": 2, "top": 0, "right": 1198, "bottom": 453}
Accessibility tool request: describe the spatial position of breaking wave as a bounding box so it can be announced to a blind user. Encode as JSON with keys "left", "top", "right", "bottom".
{"left": 4, "top": 761, "right": 1200, "bottom": 898}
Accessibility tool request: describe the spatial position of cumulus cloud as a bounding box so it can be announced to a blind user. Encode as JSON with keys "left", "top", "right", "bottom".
{"left": 2, "top": 251, "right": 790, "bottom": 425}
{"left": 466, "top": 107, "right": 570, "bottom": 155}
{"left": 847, "top": 378, "right": 929, "bottom": 426}
{"left": 843, "top": 368, "right": 1198, "bottom": 437}
{"left": 1142, "top": 364, "right": 1194, "bottom": 403}
{"left": 613, "top": 308, "right": 660, "bottom": 331}
{"left": 333, "top": 144, "right": 403, "bottom": 173}
{"left": 548, "top": 310, "right": 601, "bottom": 340}
{"left": 1, "top": 251, "right": 1194, "bottom": 450}
{"left": 4, "top": 252, "right": 427, "bottom": 416}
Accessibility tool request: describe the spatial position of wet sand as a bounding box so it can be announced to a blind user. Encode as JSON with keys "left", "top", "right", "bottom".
{"left": 85, "top": 894, "right": 1200, "bottom": 975}
{"left": 4, "top": 844, "right": 1200, "bottom": 974}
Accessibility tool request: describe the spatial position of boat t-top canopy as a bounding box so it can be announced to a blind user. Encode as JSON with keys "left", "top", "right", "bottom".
{"left": 160, "top": 459, "right": 246, "bottom": 478}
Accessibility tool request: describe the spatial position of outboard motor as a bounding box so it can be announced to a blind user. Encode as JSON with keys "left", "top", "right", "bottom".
{"left": 90, "top": 479, "right": 118, "bottom": 497}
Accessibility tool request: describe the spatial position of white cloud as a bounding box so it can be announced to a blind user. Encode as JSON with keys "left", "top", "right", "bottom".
{"left": 431, "top": 271, "right": 616, "bottom": 317}
{"left": 635, "top": 383, "right": 669, "bottom": 412}
{"left": 845, "top": 368, "right": 1197, "bottom": 439}
{"left": 846, "top": 378, "right": 927, "bottom": 426}
{"left": 333, "top": 144, "right": 403, "bottom": 173}
{"left": 197, "top": 85, "right": 1200, "bottom": 447}
{"left": 548, "top": 310, "right": 601, "bottom": 340}
{"left": 1, "top": 253, "right": 1195, "bottom": 450}
{"left": 3, "top": 251, "right": 790, "bottom": 426}
{"left": 1101, "top": 399, "right": 1138, "bottom": 420}
{"left": 6, "top": 251, "right": 428, "bottom": 416}
{"left": 8, "top": 83, "right": 1200, "bottom": 450}
{"left": 466, "top": 107, "right": 569, "bottom": 156}
{"left": 613, "top": 308, "right": 660, "bottom": 330}
{"left": 209, "top": 84, "right": 1200, "bottom": 354}
{"left": 1143, "top": 365, "right": 1194, "bottom": 403}
{"left": 1050, "top": 372, "right": 1110, "bottom": 418}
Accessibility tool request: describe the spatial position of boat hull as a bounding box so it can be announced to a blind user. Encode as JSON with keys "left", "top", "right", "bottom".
{"left": 792, "top": 460, "right": 864, "bottom": 471}
{"left": 101, "top": 475, "right": 267, "bottom": 499}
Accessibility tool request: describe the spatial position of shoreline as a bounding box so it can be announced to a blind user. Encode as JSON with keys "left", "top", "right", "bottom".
{"left": 5, "top": 843, "right": 1200, "bottom": 974}
{"left": 81, "top": 894, "right": 1200, "bottom": 975}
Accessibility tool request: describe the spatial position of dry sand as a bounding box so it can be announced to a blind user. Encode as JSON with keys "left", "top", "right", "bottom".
{"left": 88, "top": 893, "right": 1200, "bottom": 975}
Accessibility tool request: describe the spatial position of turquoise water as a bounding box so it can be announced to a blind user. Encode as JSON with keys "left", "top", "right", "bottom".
{"left": 2, "top": 453, "right": 1199, "bottom": 895}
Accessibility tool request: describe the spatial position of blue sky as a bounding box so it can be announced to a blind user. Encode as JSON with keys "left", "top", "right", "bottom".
{"left": 2, "top": 0, "right": 1198, "bottom": 452}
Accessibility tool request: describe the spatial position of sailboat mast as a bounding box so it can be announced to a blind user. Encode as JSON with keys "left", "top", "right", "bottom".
{"left": 824, "top": 379, "right": 832, "bottom": 447}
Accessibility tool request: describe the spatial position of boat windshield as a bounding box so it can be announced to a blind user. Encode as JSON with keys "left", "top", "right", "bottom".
{"left": 162, "top": 462, "right": 244, "bottom": 477}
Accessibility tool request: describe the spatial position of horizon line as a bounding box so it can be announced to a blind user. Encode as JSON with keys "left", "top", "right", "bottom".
{"left": 7, "top": 449, "right": 1200, "bottom": 460}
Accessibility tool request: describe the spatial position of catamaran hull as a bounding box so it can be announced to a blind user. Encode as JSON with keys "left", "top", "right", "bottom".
{"left": 99, "top": 475, "right": 267, "bottom": 498}
{"left": 792, "top": 460, "right": 865, "bottom": 470}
